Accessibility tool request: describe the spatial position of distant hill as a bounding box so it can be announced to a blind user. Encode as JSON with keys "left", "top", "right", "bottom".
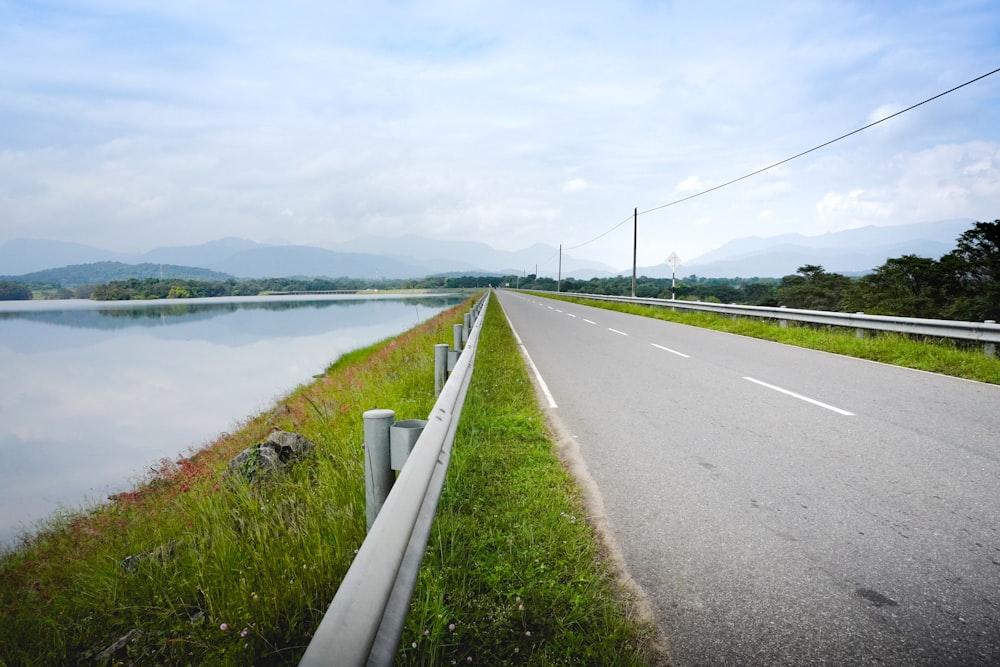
{"left": 333, "top": 234, "right": 616, "bottom": 277}
{"left": 0, "top": 239, "right": 132, "bottom": 275}
{"left": 629, "top": 219, "right": 976, "bottom": 278}
{"left": 5, "top": 220, "right": 971, "bottom": 282}
{"left": 2, "top": 262, "right": 235, "bottom": 285}
{"left": 141, "top": 237, "right": 264, "bottom": 268}
{"left": 212, "top": 246, "right": 426, "bottom": 280}
{"left": 0, "top": 235, "right": 616, "bottom": 280}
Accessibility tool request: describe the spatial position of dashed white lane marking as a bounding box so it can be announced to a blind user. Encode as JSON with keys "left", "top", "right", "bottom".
{"left": 743, "top": 377, "right": 854, "bottom": 416}
{"left": 584, "top": 319, "right": 596, "bottom": 325}
{"left": 567, "top": 313, "right": 577, "bottom": 318}
{"left": 608, "top": 328, "right": 629, "bottom": 336}
{"left": 651, "top": 343, "right": 690, "bottom": 358}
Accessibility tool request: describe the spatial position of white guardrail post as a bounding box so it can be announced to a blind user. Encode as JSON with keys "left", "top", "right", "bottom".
{"left": 299, "top": 291, "right": 489, "bottom": 667}
{"left": 363, "top": 409, "right": 396, "bottom": 531}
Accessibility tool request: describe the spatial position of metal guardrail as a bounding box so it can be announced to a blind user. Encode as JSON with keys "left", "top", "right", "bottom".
{"left": 299, "top": 292, "right": 488, "bottom": 667}
{"left": 545, "top": 292, "right": 1000, "bottom": 354}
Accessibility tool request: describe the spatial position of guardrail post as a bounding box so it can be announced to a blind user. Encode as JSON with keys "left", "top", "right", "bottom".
{"left": 463, "top": 312, "right": 472, "bottom": 346}
{"left": 986, "top": 321, "right": 997, "bottom": 358}
{"left": 779, "top": 305, "right": 788, "bottom": 328}
{"left": 364, "top": 408, "right": 395, "bottom": 530}
{"left": 434, "top": 344, "right": 449, "bottom": 396}
{"left": 855, "top": 312, "right": 865, "bottom": 339}
{"left": 390, "top": 419, "right": 427, "bottom": 471}
{"left": 449, "top": 324, "right": 463, "bottom": 372}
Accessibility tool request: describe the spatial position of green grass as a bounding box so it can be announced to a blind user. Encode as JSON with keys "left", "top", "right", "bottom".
{"left": 399, "top": 298, "right": 657, "bottom": 665}
{"left": 536, "top": 293, "right": 1000, "bottom": 385}
{"left": 0, "top": 294, "right": 658, "bottom": 665}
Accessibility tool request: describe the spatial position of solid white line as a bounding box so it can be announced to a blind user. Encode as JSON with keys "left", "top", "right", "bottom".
{"left": 608, "top": 328, "right": 629, "bottom": 336}
{"left": 743, "top": 377, "right": 854, "bottom": 416}
{"left": 651, "top": 343, "right": 690, "bottom": 358}
{"left": 502, "top": 309, "right": 558, "bottom": 409}
{"left": 584, "top": 319, "right": 596, "bottom": 325}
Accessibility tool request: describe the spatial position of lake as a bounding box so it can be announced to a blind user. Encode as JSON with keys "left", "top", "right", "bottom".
{"left": 0, "top": 293, "right": 466, "bottom": 549}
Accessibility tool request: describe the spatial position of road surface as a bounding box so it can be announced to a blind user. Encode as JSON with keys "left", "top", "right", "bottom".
{"left": 494, "top": 289, "right": 1000, "bottom": 666}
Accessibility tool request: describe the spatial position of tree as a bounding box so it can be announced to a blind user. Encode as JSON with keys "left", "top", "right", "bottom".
{"left": 167, "top": 285, "right": 192, "bottom": 299}
{"left": 841, "top": 255, "right": 946, "bottom": 318}
{"left": 940, "top": 219, "right": 1000, "bottom": 321}
{"left": 0, "top": 280, "right": 32, "bottom": 300}
{"left": 774, "top": 265, "right": 852, "bottom": 311}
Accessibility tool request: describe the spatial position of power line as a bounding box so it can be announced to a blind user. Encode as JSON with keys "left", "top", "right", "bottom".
{"left": 559, "top": 65, "right": 1000, "bottom": 255}
{"left": 638, "top": 65, "right": 1000, "bottom": 217}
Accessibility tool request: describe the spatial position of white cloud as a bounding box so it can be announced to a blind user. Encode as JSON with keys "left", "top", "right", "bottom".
{"left": 816, "top": 189, "right": 894, "bottom": 227}
{"left": 675, "top": 176, "right": 705, "bottom": 193}
{"left": 0, "top": 1, "right": 998, "bottom": 266}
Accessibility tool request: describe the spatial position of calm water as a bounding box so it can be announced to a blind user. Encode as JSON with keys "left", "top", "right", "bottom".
{"left": 0, "top": 294, "right": 465, "bottom": 548}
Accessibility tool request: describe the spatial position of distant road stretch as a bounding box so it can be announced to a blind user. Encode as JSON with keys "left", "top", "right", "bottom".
{"left": 495, "top": 289, "right": 1000, "bottom": 666}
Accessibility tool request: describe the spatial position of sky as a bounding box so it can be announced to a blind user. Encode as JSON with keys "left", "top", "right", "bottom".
{"left": 1, "top": 0, "right": 999, "bottom": 273}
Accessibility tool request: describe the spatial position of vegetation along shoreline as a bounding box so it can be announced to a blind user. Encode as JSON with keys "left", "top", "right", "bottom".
{"left": 0, "top": 294, "right": 659, "bottom": 665}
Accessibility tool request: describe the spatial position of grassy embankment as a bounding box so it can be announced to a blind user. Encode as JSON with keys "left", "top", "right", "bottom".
{"left": 537, "top": 293, "right": 1000, "bottom": 385}
{"left": 0, "top": 295, "right": 656, "bottom": 665}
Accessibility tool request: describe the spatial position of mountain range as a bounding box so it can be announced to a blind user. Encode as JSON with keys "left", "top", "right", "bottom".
{"left": 634, "top": 218, "right": 977, "bottom": 278}
{"left": 0, "top": 218, "right": 981, "bottom": 283}
{"left": 0, "top": 236, "right": 615, "bottom": 283}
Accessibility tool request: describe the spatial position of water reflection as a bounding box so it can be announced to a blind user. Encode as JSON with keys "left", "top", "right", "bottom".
{"left": 0, "top": 294, "right": 464, "bottom": 548}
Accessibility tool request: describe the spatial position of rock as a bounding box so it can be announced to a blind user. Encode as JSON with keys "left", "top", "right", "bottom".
{"left": 225, "top": 430, "right": 316, "bottom": 483}
{"left": 266, "top": 430, "right": 315, "bottom": 461}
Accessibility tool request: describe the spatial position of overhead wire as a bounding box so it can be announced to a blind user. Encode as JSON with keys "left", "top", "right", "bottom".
{"left": 554, "top": 65, "right": 1000, "bottom": 258}
{"left": 637, "top": 65, "right": 1000, "bottom": 217}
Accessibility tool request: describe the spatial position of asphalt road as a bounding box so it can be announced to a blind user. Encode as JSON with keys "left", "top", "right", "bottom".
{"left": 494, "top": 289, "right": 1000, "bottom": 666}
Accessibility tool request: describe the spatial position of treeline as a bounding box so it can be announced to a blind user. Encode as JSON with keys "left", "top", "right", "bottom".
{"left": 0, "top": 281, "right": 33, "bottom": 300}
{"left": 5, "top": 220, "right": 996, "bottom": 322}
{"left": 89, "top": 277, "right": 376, "bottom": 300}
{"left": 85, "top": 275, "right": 505, "bottom": 300}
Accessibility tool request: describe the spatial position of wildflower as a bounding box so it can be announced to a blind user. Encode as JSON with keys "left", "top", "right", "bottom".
{"left": 241, "top": 628, "right": 248, "bottom": 637}
{"left": 518, "top": 603, "right": 524, "bottom": 611}
{"left": 525, "top": 631, "right": 531, "bottom": 637}
{"left": 448, "top": 623, "right": 456, "bottom": 632}
{"left": 514, "top": 648, "right": 520, "bottom": 654}
{"left": 424, "top": 629, "right": 430, "bottom": 636}
{"left": 252, "top": 593, "right": 259, "bottom": 601}
{"left": 412, "top": 642, "right": 417, "bottom": 648}
{"left": 220, "top": 623, "right": 228, "bottom": 631}
{"left": 467, "top": 657, "right": 473, "bottom": 663}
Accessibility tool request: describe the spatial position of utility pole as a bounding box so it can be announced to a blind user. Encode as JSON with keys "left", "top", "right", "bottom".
{"left": 631, "top": 208, "right": 637, "bottom": 298}
{"left": 557, "top": 244, "right": 562, "bottom": 293}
